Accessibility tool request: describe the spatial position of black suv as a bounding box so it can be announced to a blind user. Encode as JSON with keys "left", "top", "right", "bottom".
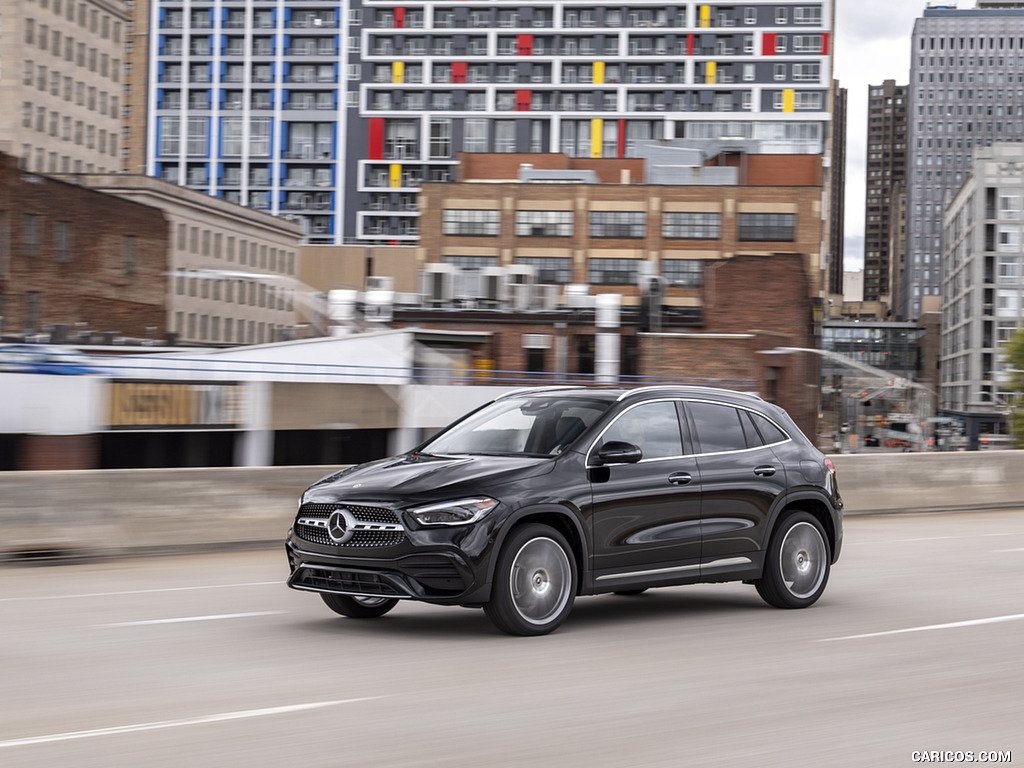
{"left": 286, "top": 386, "right": 843, "bottom": 636}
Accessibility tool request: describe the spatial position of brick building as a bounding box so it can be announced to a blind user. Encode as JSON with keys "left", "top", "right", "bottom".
{"left": 390, "top": 151, "right": 824, "bottom": 434}
{"left": 0, "top": 152, "right": 168, "bottom": 339}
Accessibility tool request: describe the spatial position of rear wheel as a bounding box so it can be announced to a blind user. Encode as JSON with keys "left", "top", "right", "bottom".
{"left": 755, "top": 511, "right": 831, "bottom": 609}
{"left": 484, "top": 524, "right": 577, "bottom": 636}
{"left": 321, "top": 593, "right": 398, "bottom": 619}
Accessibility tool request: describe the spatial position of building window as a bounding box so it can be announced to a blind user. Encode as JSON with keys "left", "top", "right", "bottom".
{"left": 429, "top": 119, "right": 451, "bottom": 158}
{"left": 590, "top": 211, "right": 645, "bottom": 238}
{"left": 442, "top": 255, "right": 500, "bottom": 271}
{"left": 515, "top": 211, "right": 574, "bottom": 237}
{"left": 25, "top": 292, "right": 41, "bottom": 332}
{"left": 662, "top": 212, "right": 721, "bottom": 239}
{"left": 737, "top": 213, "right": 796, "bottom": 241}
{"left": 54, "top": 221, "right": 71, "bottom": 262}
{"left": 794, "top": 6, "right": 822, "bottom": 25}
{"left": 22, "top": 215, "right": 40, "bottom": 257}
{"left": 588, "top": 258, "right": 640, "bottom": 285}
{"left": 515, "top": 257, "right": 573, "bottom": 284}
{"left": 442, "top": 209, "right": 500, "bottom": 236}
{"left": 463, "top": 118, "right": 488, "bottom": 152}
{"left": 662, "top": 260, "right": 704, "bottom": 288}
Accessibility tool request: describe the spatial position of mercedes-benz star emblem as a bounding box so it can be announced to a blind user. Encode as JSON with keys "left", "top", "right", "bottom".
{"left": 327, "top": 508, "right": 356, "bottom": 544}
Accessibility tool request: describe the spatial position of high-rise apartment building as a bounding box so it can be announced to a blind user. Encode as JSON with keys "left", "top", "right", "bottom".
{"left": 941, "top": 143, "right": 1023, "bottom": 431}
{"left": 864, "top": 80, "right": 907, "bottom": 305}
{"left": 905, "top": 1, "right": 1024, "bottom": 320}
{"left": 145, "top": 0, "right": 835, "bottom": 244}
{"left": 0, "top": 0, "right": 128, "bottom": 174}
{"left": 827, "top": 78, "right": 846, "bottom": 298}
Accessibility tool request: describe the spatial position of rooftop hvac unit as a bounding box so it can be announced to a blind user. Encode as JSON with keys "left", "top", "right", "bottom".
{"left": 508, "top": 282, "right": 534, "bottom": 311}
{"left": 536, "top": 284, "right": 560, "bottom": 311}
{"left": 363, "top": 289, "right": 395, "bottom": 323}
{"left": 505, "top": 264, "right": 536, "bottom": 285}
{"left": 565, "top": 283, "right": 592, "bottom": 309}
{"left": 365, "top": 275, "right": 394, "bottom": 291}
{"left": 421, "top": 263, "right": 458, "bottom": 304}
{"left": 479, "top": 266, "right": 506, "bottom": 303}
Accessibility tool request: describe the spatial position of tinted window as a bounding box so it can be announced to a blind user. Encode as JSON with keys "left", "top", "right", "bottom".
{"left": 601, "top": 401, "right": 682, "bottom": 460}
{"left": 688, "top": 402, "right": 747, "bottom": 453}
{"left": 750, "top": 412, "right": 788, "bottom": 445}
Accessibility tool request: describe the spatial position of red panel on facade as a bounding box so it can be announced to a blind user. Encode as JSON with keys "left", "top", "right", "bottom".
{"left": 452, "top": 61, "right": 467, "bottom": 83}
{"left": 517, "top": 34, "right": 533, "bottom": 56}
{"left": 687, "top": 34, "right": 695, "bottom": 56}
{"left": 618, "top": 119, "right": 626, "bottom": 159}
{"left": 762, "top": 33, "right": 776, "bottom": 56}
{"left": 821, "top": 32, "right": 829, "bottom": 56}
{"left": 394, "top": 7, "right": 405, "bottom": 28}
{"left": 368, "top": 118, "right": 384, "bottom": 160}
{"left": 515, "top": 90, "right": 531, "bottom": 111}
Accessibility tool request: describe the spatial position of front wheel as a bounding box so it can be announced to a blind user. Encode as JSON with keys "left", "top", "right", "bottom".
{"left": 755, "top": 511, "right": 831, "bottom": 609}
{"left": 321, "top": 593, "right": 398, "bottom": 619}
{"left": 484, "top": 524, "right": 577, "bottom": 636}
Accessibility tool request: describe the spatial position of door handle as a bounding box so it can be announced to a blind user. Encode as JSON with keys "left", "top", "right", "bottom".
{"left": 753, "top": 465, "right": 776, "bottom": 477}
{"left": 668, "top": 472, "right": 692, "bottom": 485}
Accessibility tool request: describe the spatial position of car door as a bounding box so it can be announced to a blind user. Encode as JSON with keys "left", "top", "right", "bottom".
{"left": 683, "top": 400, "right": 788, "bottom": 577}
{"left": 587, "top": 399, "right": 703, "bottom": 590}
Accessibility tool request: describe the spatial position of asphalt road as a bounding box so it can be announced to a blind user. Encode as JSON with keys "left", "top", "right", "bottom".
{"left": 2, "top": 511, "right": 1022, "bottom": 768}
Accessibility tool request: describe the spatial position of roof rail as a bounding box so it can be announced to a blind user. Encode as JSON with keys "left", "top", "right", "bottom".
{"left": 615, "top": 385, "right": 763, "bottom": 402}
{"left": 495, "top": 385, "right": 582, "bottom": 400}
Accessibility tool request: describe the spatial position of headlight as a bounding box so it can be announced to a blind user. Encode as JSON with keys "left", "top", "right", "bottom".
{"left": 409, "top": 497, "right": 499, "bottom": 526}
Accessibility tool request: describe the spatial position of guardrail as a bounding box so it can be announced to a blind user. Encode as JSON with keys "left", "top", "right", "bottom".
{"left": 1, "top": 452, "right": 1020, "bottom": 561}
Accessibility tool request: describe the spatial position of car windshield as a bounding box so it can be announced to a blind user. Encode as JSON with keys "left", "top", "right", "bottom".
{"left": 420, "top": 396, "right": 612, "bottom": 457}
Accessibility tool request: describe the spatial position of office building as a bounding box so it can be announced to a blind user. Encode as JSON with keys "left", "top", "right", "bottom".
{"left": 864, "top": 79, "right": 908, "bottom": 305}
{"left": 941, "top": 143, "right": 1024, "bottom": 426}
{"left": 146, "top": 0, "right": 835, "bottom": 243}
{"left": 905, "top": 0, "right": 1024, "bottom": 320}
{"left": 0, "top": 0, "right": 128, "bottom": 174}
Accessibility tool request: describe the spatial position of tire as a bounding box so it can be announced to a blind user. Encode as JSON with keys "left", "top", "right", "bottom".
{"left": 755, "top": 511, "right": 831, "bottom": 609}
{"left": 321, "top": 593, "right": 399, "bottom": 619}
{"left": 484, "top": 524, "right": 577, "bottom": 636}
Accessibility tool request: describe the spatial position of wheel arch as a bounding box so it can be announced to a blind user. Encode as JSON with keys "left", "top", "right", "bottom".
{"left": 489, "top": 507, "right": 589, "bottom": 594}
{"left": 768, "top": 492, "right": 839, "bottom": 564}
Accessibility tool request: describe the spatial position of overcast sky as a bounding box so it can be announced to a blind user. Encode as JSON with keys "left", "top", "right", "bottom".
{"left": 833, "top": 0, "right": 924, "bottom": 271}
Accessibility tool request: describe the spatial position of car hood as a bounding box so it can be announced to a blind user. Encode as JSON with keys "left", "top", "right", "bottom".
{"left": 303, "top": 453, "right": 555, "bottom": 504}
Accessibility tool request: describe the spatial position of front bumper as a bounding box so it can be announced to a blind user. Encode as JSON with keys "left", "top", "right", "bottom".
{"left": 286, "top": 538, "right": 481, "bottom": 604}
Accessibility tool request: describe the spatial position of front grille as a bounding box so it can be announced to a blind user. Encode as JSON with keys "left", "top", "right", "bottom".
{"left": 295, "top": 503, "right": 405, "bottom": 549}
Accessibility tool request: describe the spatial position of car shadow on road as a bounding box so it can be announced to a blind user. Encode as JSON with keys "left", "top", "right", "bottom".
{"left": 290, "top": 585, "right": 769, "bottom": 639}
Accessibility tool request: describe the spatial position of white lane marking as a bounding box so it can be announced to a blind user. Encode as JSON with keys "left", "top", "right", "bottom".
{"left": 99, "top": 611, "right": 283, "bottom": 627}
{"left": 820, "top": 613, "right": 1024, "bottom": 642}
{"left": 0, "top": 698, "right": 384, "bottom": 750}
{"left": 0, "top": 582, "right": 280, "bottom": 603}
{"left": 889, "top": 533, "right": 1018, "bottom": 542}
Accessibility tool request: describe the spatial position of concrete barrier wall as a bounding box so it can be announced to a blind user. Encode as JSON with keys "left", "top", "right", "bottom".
{"left": 1, "top": 453, "right": 1023, "bottom": 560}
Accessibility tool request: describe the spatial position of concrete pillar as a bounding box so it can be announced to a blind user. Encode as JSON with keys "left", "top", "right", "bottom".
{"left": 235, "top": 381, "right": 273, "bottom": 466}
{"left": 595, "top": 293, "right": 621, "bottom": 384}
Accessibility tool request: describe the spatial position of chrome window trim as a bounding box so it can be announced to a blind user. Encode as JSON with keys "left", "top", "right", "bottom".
{"left": 585, "top": 396, "right": 792, "bottom": 469}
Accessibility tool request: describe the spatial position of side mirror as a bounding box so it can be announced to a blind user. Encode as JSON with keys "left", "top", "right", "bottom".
{"left": 594, "top": 441, "right": 643, "bottom": 466}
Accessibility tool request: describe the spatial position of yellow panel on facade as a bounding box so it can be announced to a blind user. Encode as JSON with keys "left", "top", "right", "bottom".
{"left": 389, "top": 164, "right": 401, "bottom": 188}
{"left": 706, "top": 61, "right": 717, "bottom": 85}
{"left": 783, "top": 89, "right": 795, "bottom": 113}
{"left": 593, "top": 61, "right": 605, "bottom": 85}
{"left": 590, "top": 119, "right": 603, "bottom": 158}
{"left": 699, "top": 5, "right": 711, "bottom": 27}
{"left": 392, "top": 61, "right": 404, "bottom": 84}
